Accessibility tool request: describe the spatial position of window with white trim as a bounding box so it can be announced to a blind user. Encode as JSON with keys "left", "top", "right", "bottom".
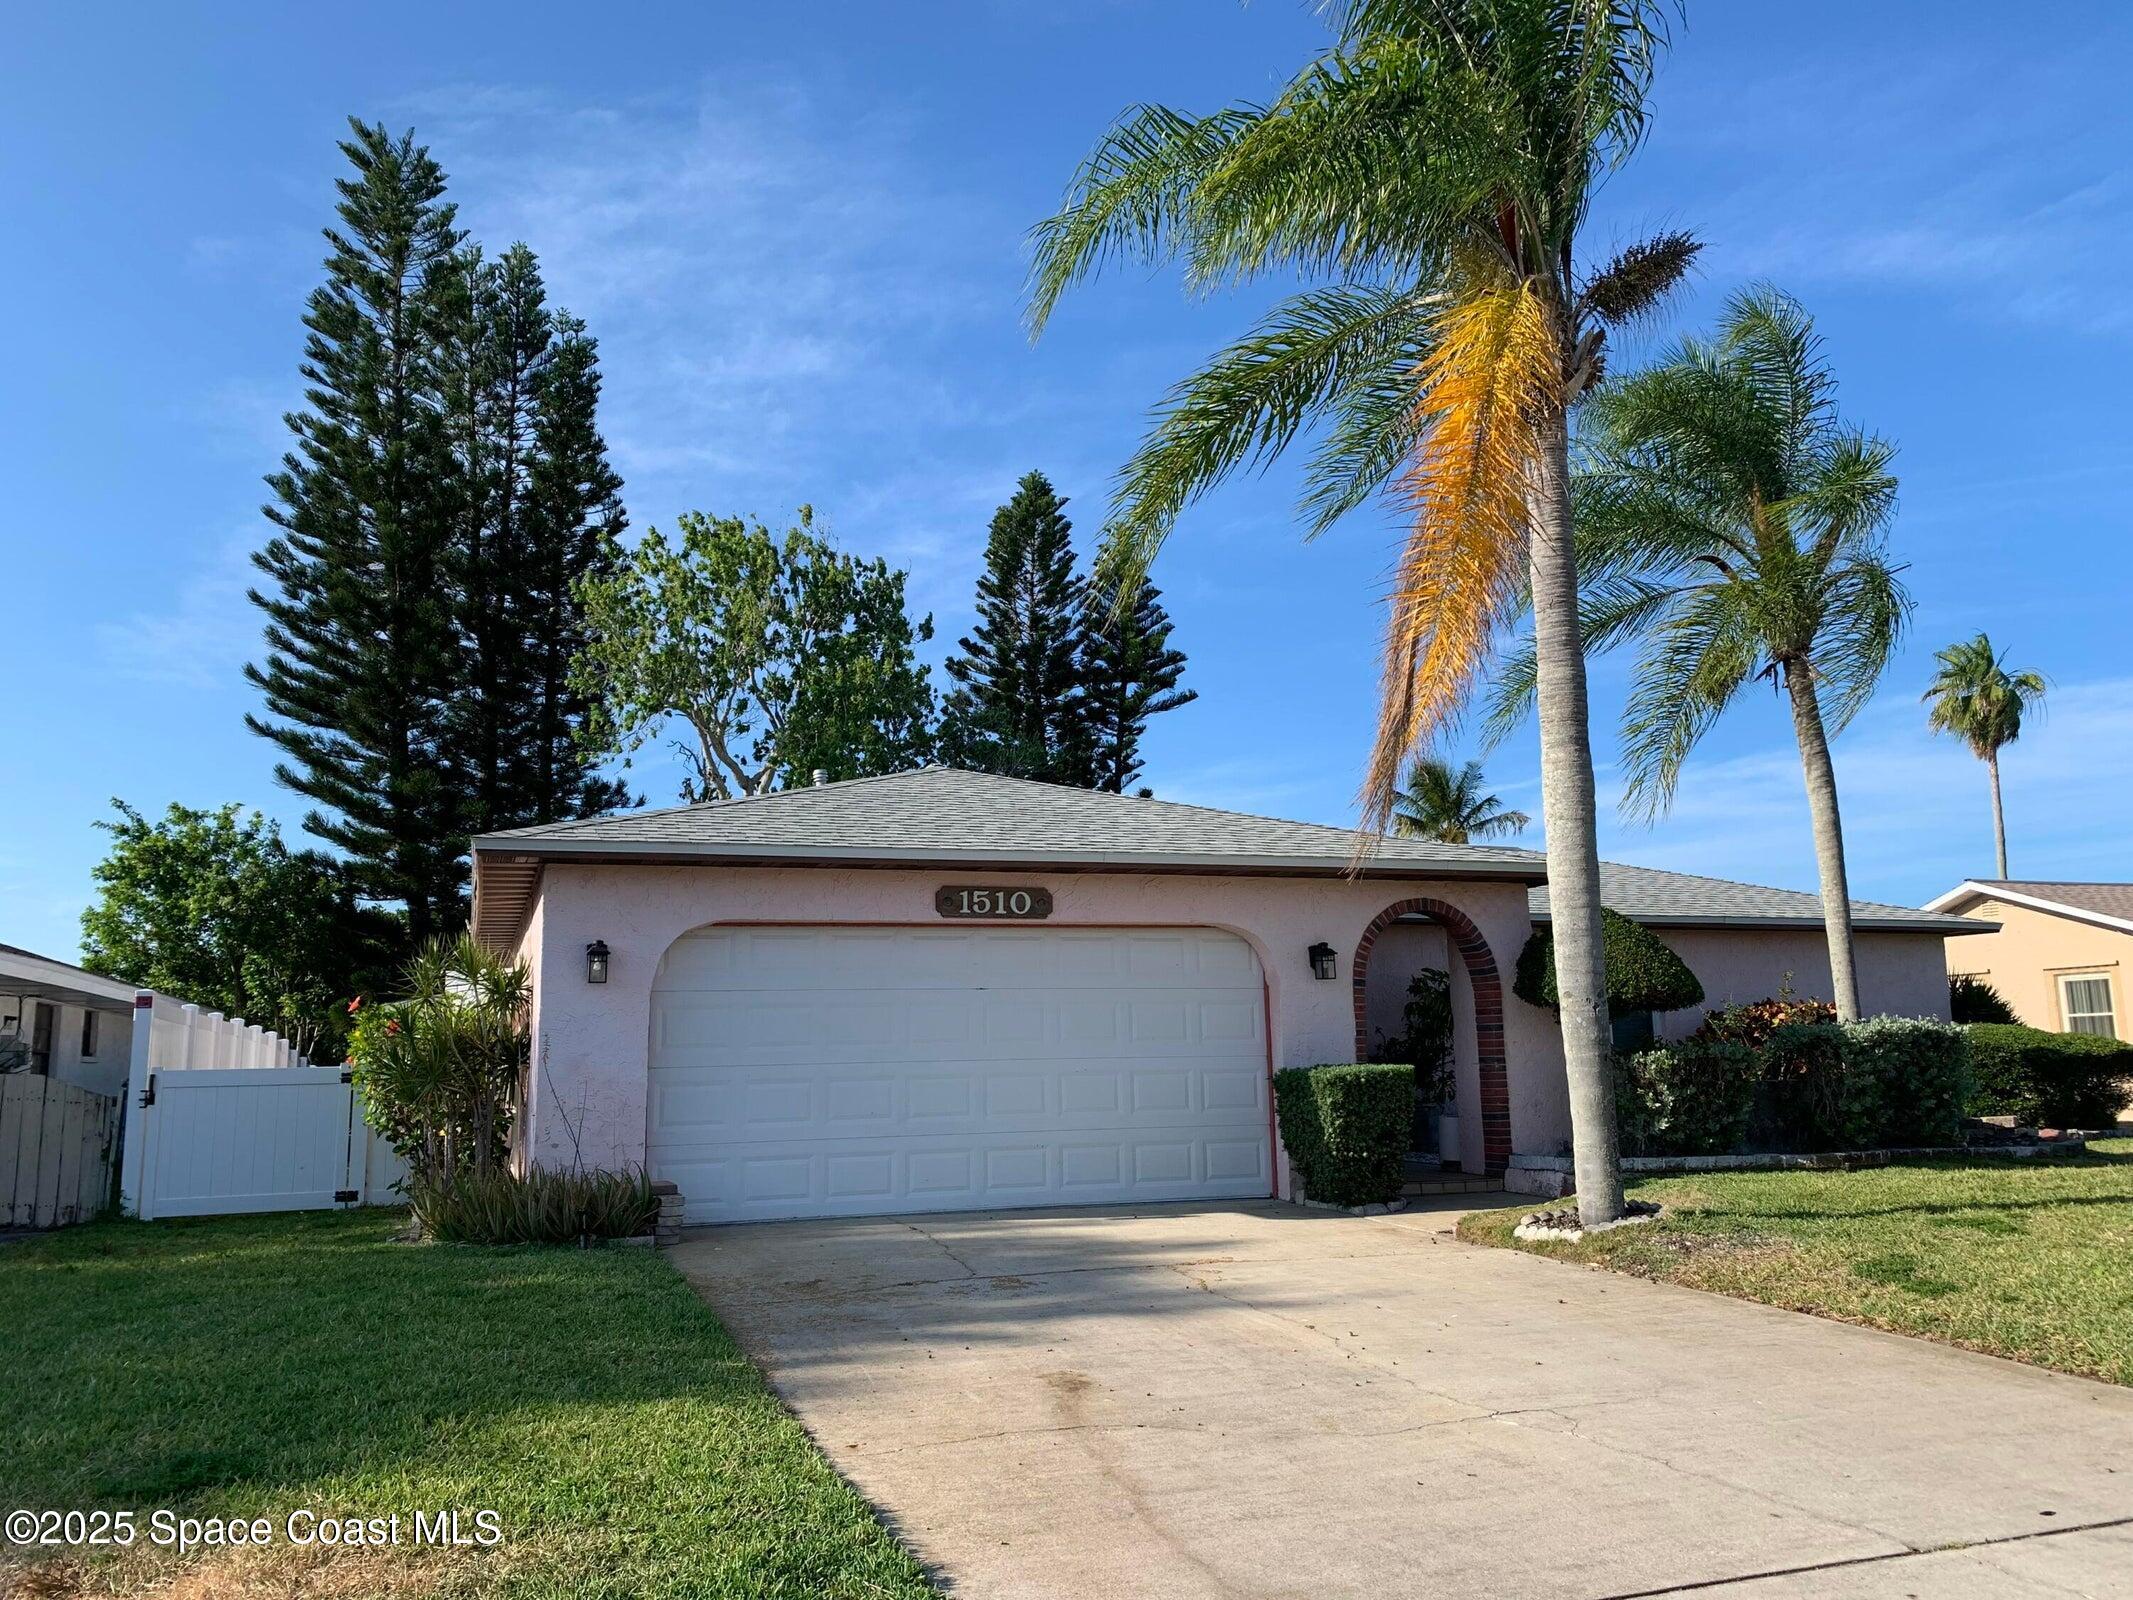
{"left": 2059, "top": 974, "right": 2116, "bottom": 1039}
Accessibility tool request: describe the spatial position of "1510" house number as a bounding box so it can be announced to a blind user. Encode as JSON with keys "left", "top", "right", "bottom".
{"left": 935, "top": 885, "right": 1054, "bottom": 920}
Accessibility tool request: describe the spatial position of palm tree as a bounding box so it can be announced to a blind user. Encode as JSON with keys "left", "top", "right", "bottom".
{"left": 1492, "top": 288, "right": 1909, "bottom": 1020}
{"left": 1028, "top": 0, "right": 1696, "bottom": 1224}
{"left": 1923, "top": 633, "right": 2046, "bottom": 878}
{"left": 1393, "top": 756, "right": 1530, "bottom": 842}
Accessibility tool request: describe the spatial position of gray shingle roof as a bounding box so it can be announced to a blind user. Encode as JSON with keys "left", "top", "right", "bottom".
{"left": 1956, "top": 880, "right": 2133, "bottom": 928}
{"left": 477, "top": 765, "right": 1546, "bottom": 877}
{"left": 1530, "top": 861, "right": 1984, "bottom": 934}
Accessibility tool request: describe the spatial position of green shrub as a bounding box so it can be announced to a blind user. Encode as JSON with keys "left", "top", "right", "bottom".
{"left": 1274, "top": 1063, "right": 1415, "bottom": 1207}
{"left": 1373, "top": 968, "right": 1455, "bottom": 1105}
{"left": 1965, "top": 1024, "right": 2133, "bottom": 1128}
{"left": 1693, "top": 995, "right": 1837, "bottom": 1050}
{"left": 1842, "top": 1017, "right": 1971, "bottom": 1146}
{"left": 410, "top": 1165, "right": 659, "bottom": 1246}
{"left": 1513, "top": 908, "right": 1705, "bottom": 1018}
{"left": 1948, "top": 974, "right": 2017, "bottom": 1025}
{"left": 1758, "top": 1021, "right": 1852, "bottom": 1149}
{"left": 1614, "top": 1037, "right": 1758, "bottom": 1156}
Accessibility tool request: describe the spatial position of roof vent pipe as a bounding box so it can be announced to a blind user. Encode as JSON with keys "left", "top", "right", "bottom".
{"left": 812, "top": 769, "right": 829, "bottom": 788}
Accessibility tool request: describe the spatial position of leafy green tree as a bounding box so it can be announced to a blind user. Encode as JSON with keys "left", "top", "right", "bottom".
{"left": 1496, "top": 289, "right": 1909, "bottom": 1021}
{"left": 79, "top": 801, "right": 396, "bottom": 1059}
{"left": 1028, "top": 0, "right": 1692, "bottom": 1223}
{"left": 1391, "top": 756, "right": 1529, "bottom": 843}
{"left": 248, "top": 120, "right": 467, "bottom": 941}
{"left": 1923, "top": 632, "right": 2046, "bottom": 878}
{"left": 572, "top": 508, "right": 936, "bottom": 800}
{"left": 1080, "top": 574, "right": 1195, "bottom": 793}
{"left": 939, "top": 472, "right": 1091, "bottom": 783}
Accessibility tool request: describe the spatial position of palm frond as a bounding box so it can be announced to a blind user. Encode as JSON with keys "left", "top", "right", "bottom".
{"left": 1026, "top": 104, "right": 1255, "bottom": 335}
{"left": 1808, "top": 553, "right": 1912, "bottom": 735}
{"left": 1360, "top": 266, "right": 1559, "bottom": 830}
{"left": 1097, "top": 285, "right": 1429, "bottom": 595}
{"left": 1618, "top": 584, "right": 1760, "bottom": 818}
{"left": 1479, "top": 569, "right": 1674, "bottom": 746}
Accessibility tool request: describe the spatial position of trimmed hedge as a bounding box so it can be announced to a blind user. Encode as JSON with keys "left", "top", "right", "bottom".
{"left": 1614, "top": 1037, "right": 1757, "bottom": 1157}
{"left": 1965, "top": 1024, "right": 2132, "bottom": 1128}
{"left": 1514, "top": 907, "right": 1705, "bottom": 1018}
{"left": 1274, "top": 1063, "right": 1415, "bottom": 1207}
{"left": 1692, "top": 995, "right": 1836, "bottom": 1049}
{"left": 1618, "top": 1015, "right": 1970, "bottom": 1156}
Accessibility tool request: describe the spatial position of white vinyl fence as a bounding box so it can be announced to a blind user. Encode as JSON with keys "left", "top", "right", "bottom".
{"left": 121, "top": 994, "right": 407, "bottom": 1221}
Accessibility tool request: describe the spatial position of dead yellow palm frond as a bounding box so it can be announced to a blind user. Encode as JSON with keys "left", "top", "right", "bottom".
{"left": 1360, "top": 270, "right": 1560, "bottom": 833}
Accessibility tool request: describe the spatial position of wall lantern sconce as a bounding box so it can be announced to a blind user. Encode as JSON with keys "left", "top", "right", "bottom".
{"left": 1307, "top": 942, "right": 1338, "bottom": 981}
{"left": 586, "top": 940, "right": 611, "bottom": 985}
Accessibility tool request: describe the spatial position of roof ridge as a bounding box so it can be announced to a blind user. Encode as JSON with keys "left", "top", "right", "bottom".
{"left": 1598, "top": 858, "right": 1927, "bottom": 915}
{"left": 926, "top": 764, "right": 1541, "bottom": 861}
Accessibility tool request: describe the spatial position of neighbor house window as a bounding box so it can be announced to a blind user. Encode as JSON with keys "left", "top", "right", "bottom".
{"left": 2059, "top": 975, "right": 2116, "bottom": 1038}
{"left": 80, "top": 1010, "right": 99, "bottom": 1059}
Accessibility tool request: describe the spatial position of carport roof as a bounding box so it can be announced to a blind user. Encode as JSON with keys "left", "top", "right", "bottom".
{"left": 471, "top": 766, "right": 1546, "bottom": 944}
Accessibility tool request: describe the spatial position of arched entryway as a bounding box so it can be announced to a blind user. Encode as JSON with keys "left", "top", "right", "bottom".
{"left": 1352, "top": 898, "right": 1509, "bottom": 1174}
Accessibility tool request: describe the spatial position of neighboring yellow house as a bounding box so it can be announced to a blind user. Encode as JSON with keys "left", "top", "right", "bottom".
{"left": 1926, "top": 881, "right": 2131, "bottom": 1039}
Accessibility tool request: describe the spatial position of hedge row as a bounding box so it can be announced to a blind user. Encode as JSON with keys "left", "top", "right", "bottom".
{"left": 1965, "top": 1024, "right": 2132, "bottom": 1128}
{"left": 1616, "top": 1014, "right": 1971, "bottom": 1156}
{"left": 1273, "top": 1063, "right": 1415, "bottom": 1207}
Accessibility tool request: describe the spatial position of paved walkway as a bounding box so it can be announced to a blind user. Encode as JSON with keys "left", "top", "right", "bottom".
{"left": 671, "top": 1200, "right": 2133, "bottom": 1598}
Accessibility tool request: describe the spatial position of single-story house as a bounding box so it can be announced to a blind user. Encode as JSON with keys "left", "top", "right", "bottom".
{"left": 1926, "top": 880, "right": 2131, "bottom": 1039}
{"left": 471, "top": 766, "right": 1984, "bottom": 1224}
{"left": 0, "top": 943, "right": 139, "bottom": 1099}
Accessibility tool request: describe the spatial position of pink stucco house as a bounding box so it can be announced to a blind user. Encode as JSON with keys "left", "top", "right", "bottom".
{"left": 470, "top": 767, "right": 1980, "bottom": 1224}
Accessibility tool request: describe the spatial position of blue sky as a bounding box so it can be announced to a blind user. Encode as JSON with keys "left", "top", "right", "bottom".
{"left": 4, "top": 1, "right": 2130, "bottom": 959}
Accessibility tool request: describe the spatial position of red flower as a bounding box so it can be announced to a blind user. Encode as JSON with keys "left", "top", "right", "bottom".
{"left": 383, "top": 1019, "right": 401, "bottom": 1037}
{"left": 347, "top": 997, "right": 363, "bottom": 1014}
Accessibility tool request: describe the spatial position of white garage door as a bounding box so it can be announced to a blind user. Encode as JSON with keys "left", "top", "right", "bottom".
{"left": 649, "top": 925, "right": 1271, "bottom": 1223}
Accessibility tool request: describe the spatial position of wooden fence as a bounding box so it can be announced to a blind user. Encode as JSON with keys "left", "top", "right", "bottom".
{"left": 1, "top": 1075, "right": 120, "bottom": 1229}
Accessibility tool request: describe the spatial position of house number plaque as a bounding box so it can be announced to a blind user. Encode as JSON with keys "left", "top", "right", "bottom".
{"left": 936, "top": 885, "right": 1053, "bottom": 920}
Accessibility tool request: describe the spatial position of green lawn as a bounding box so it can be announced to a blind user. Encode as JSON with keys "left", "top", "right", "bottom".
{"left": 0, "top": 1210, "right": 933, "bottom": 1600}
{"left": 1460, "top": 1139, "right": 2133, "bottom": 1386}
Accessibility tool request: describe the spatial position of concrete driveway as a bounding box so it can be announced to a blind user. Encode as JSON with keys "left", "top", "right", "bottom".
{"left": 670, "top": 1199, "right": 2133, "bottom": 1599}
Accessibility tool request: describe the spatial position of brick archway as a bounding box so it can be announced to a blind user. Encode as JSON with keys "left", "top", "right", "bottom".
{"left": 1352, "top": 898, "right": 1510, "bottom": 1174}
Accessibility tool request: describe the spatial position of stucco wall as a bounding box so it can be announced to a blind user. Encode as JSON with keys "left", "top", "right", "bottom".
{"left": 1944, "top": 899, "right": 2129, "bottom": 1036}
{"left": 1650, "top": 927, "right": 1956, "bottom": 1042}
{"left": 514, "top": 862, "right": 1551, "bottom": 1183}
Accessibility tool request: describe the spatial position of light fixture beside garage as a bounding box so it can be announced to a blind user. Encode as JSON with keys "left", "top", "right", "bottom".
{"left": 585, "top": 940, "right": 611, "bottom": 984}
{"left": 1307, "top": 942, "right": 1338, "bottom": 980}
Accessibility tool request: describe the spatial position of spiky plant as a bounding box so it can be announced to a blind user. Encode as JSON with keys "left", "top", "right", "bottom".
{"left": 1029, "top": 0, "right": 1696, "bottom": 1223}
{"left": 1923, "top": 633, "right": 2046, "bottom": 878}
{"left": 1392, "top": 756, "right": 1530, "bottom": 842}
{"left": 1489, "top": 288, "right": 1910, "bottom": 1020}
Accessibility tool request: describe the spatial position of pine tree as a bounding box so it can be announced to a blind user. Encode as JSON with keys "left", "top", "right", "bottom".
{"left": 443, "top": 246, "right": 628, "bottom": 831}
{"left": 939, "top": 471, "right": 1090, "bottom": 783}
{"left": 248, "top": 120, "right": 466, "bottom": 943}
{"left": 1080, "top": 575, "right": 1195, "bottom": 793}
{"left": 520, "top": 312, "right": 631, "bottom": 820}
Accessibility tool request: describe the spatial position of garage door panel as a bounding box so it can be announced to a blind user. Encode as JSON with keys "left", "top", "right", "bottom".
{"left": 651, "top": 1132, "right": 1271, "bottom": 1222}
{"left": 651, "top": 927, "right": 1270, "bottom": 1222}
{"left": 654, "top": 1061, "right": 1265, "bottom": 1143}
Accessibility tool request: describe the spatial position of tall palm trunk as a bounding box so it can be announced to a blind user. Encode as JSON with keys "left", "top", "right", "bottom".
{"left": 1528, "top": 401, "right": 1625, "bottom": 1226}
{"left": 1986, "top": 750, "right": 2008, "bottom": 878}
{"left": 1783, "top": 661, "right": 1861, "bottom": 1021}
